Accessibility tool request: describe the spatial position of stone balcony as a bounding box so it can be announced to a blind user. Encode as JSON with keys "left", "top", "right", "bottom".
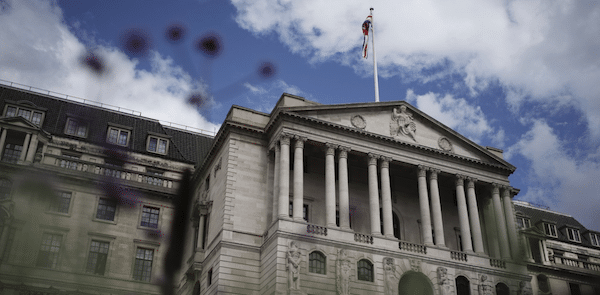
{"left": 548, "top": 254, "right": 600, "bottom": 274}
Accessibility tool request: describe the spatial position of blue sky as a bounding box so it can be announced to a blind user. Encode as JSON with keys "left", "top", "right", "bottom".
{"left": 1, "top": 0, "right": 599, "bottom": 230}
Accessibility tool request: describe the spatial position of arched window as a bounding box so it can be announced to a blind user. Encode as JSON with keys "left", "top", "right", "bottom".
{"left": 456, "top": 276, "right": 470, "bottom": 295}
{"left": 357, "top": 259, "right": 373, "bottom": 282}
{"left": 309, "top": 251, "right": 326, "bottom": 274}
{"left": 496, "top": 282, "right": 509, "bottom": 295}
{"left": 0, "top": 178, "right": 12, "bottom": 200}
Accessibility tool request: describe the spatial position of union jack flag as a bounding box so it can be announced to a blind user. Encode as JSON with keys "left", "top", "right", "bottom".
{"left": 362, "top": 15, "right": 372, "bottom": 59}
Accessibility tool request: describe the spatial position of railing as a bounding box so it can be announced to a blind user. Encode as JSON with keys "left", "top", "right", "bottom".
{"left": 399, "top": 241, "right": 427, "bottom": 254}
{"left": 52, "top": 156, "right": 175, "bottom": 189}
{"left": 553, "top": 255, "right": 600, "bottom": 272}
{"left": 354, "top": 233, "right": 374, "bottom": 244}
{"left": 490, "top": 258, "right": 506, "bottom": 268}
{"left": 451, "top": 251, "right": 468, "bottom": 262}
{"left": 306, "top": 224, "right": 327, "bottom": 236}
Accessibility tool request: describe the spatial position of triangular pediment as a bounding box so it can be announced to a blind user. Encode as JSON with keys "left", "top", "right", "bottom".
{"left": 0, "top": 116, "right": 40, "bottom": 129}
{"left": 280, "top": 100, "right": 512, "bottom": 169}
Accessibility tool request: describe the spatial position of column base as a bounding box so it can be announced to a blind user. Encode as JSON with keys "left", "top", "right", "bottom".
{"left": 326, "top": 223, "right": 338, "bottom": 228}
{"left": 278, "top": 215, "right": 293, "bottom": 221}
{"left": 340, "top": 226, "right": 353, "bottom": 232}
{"left": 384, "top": 234, "right": 395, "bottom": 239}
{"left": 293, "top": 217, "right": 306, "bottom": 223}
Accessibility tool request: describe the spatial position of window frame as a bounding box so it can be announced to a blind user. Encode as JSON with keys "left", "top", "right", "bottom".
{"left": 566, "top": 228, "right": 581, "bottom": 243}
{"left": 64, "top": 117, "right": 89, "bottom": 138}
{"left": 357, "top": 259, "right": 374, "bottom": 282}
{"left": 47, "top": 191, "right": 73, "bottom": 215}
{"left": 85, "top": 239, "right": 111, "bottom": 275}
{"left": 3, "top": 104, "right": 45, "bottom": 127}
{"left": 308, "top": 251, "right": 326, "bottom": 275}
{"left": 93, "top": 197, "right": 118, "bottom": 224}
{"left": 544, "top": 223, "right": 558, "bottom": 237}
{"left": 516, "top": 216, "right": 531, "bottom": 229}
{"left": 139, "top": 205, "right": 161, "bottom": 229}
{"left": 36, "top": 232, "right": 63, "bottom": 269}
{"left": 106, "top": 126, "right": 131, "bottom": 147}
{"left": 132, "top": 247, "right": 155, "bottom": 282}
{"left": 590, "top": 232, "right": 600, "bottom": 247}
{"left": 146, "top": 135, "right": 169, "bottom": 155}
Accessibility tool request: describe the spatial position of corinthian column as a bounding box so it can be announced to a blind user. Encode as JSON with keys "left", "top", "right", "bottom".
{"left": 338, "top": 146, "right": 351, "bottom": 230}
{"left": 272, "top": 145, "right": 280, "bottom": 222}
{"left": 292, "top": 136, "right": 307, "bottom": 222}
{"left": 503, "top": 187, "right": 519, "bottom": 259}
{"left": 380, "top": 157, "right": 394, "bottom": 238}
{"left": 325, "top": 143, "right": 337, "bottom": 227}
{"left": 418, "top": 166, "right": 433, "bottom": 246}
{"left": 278, "top": 135, "right": 291, "bottom": 219}
{"left": 466, "top": 178, "right": 484, "bottom": 253}
{"left": 368, "top": 153, "right": 382, "bottom": 236}
{"left": 455, "top": 175, "right": 473, "bottom": 252}
{"left": 429, "top": 169, "right": 445, "bottom": 247}
{"left": 492, "top": 183, "right": 511, "bottom": 259}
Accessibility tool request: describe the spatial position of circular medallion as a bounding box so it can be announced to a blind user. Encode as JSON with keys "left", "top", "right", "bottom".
{"left": 351, "top": 115, "right": 366, "bottom": 130}
{"left": 438, "top": 137, "right": 453, "bottom": 152}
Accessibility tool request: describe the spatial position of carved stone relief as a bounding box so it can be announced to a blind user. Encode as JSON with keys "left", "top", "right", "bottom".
{"left": 350, "top": 115, "right": 366, "bottom": 130}
{"left": 390, "top": 106, "right": 417, "bottom": 142}
{"left": 409, "top": 258, "right": 421, "bottom": 272}
{"left": 287, "top": 241, "right": 302, "bottom": 294}
{"left": 437, "top": 267, "right": 455, "bottom": 295}
{"left": 518, "top": 281, "right": 533, "bottom": 295}
{"left": 438, "top": 137, "right": 453, "bottom": 152}
{"left": 336, "top": 249, "right": 352, "bottom": 295}
{"left": 383, "top": 257, "right": 398, "bottom": 295}
{"left": 478, "top": 275, "right": 493, "bottom": 295}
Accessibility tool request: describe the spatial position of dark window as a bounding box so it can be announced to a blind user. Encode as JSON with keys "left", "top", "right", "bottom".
{"left": 495, "top": 283, "right": 509, "bottom": 295}
{"left": 96, "top": 198, "right": 117, "bottom": 221}
{"left": 357, "top": 259, "right": 373, "bottom": 282}
{"left": 147, "top": 136, "right": 168, "bottom": 154}
{"left": 141, "top": 206, "right": 160, "bottom": 228}
{"left": 36, "top": 233, "right": 61, "bottom": 268}
{"left": 590, "top": 233, "right": 600, "bottom": 246}
{"left": 4, "top": 106, "right": 43, "bottom": 126}
{"left": 0, "top": 178, "right": 12, "bottom": 200}
{"left": 544, "top": 223, "right": 558, "bottom": 237}
{"left": 49, "top": 191, "right": 72, "bottom": 214}
{"left": 309, "top": 251, "right": 326, "bottom": 274}
{"left": 456, "top": 276, "right": 470, "bottom": 295}
{"left": 5, "top": 106, "right": 16, "bottom": 117}
{"left": 86, "top": 240, "right": 109, "bottom": 275}
{"left": 569, "top": 283, "right": 581, "bottom": 295}
{"left": 65, "top": 118, "right": 88, "bottom": 137}
{"left": 133, "top": 248, "right": 153, "bottom": 282}
{"left": 2, "top": 143, "right": 22, "bottom": 163}
{"left": 538, "top": 275, "right": 550, "bottom": 293}
{"left": 202, "top": 213, "right": 210, "bottom": 249}
{"left": 207, "top": 268, "right": 213, "bottom": 286}
{"left": 567, "top": 228, "right": 581, "bottom": 242}
{"left": 517, "top": 216, "right": 531, "bottom": 228}
{"left": 379, "top": 209, "right": 401, "bottom": 239}
{"left": 289, "top": 202, "right": 309, "bottom": 221}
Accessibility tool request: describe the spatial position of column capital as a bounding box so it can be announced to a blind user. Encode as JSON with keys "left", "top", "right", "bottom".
{"left": 466, "top": 177, "right": 477, "bottom": 188}
{"left": 368, "top": 153, "right": 380, "bottom": 166}
{"left": 501, "top": 186, "right": 512, "bottom": 197}
{"left": 429, "top": 168, "right": 440, "bottom": 179}
{"left": 338, "top": 146, "right": 350, "bottom": 159}
{"left": 417, "top": 165, "right": 428, "bottom": 177}
{"left": 455, "top": 174, "right": 465, "bottom": 186}
{"left": 279, "top": 134, "right": 291, "bottom": 145}
{"left": 380, "top": 156, "right": 393, "bottom": 164}
{"left": 325, "top": 143, "right": 337, "bottom": 156}
{"left": 380, "top": 159, "right": 390, "bottom": 169}
{"left": 294, "top": 136, "right": 307, "bottom": 148}
{"left": 491, "top": 183, "right": 501, "bottom": 193}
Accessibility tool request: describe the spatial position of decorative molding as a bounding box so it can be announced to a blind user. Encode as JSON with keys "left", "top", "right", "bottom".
{"left": 417, "top": 165, "right": 428, "bottom": 177}
{"left": 466, "top": 178, "right": 477, "bottom": 189}
{"left": 294, "top": 136, "right": 306, "bottom": 149}
{"left": 438, "top": 137, "right": 453, "bottom": 152}
{"left": 279, "top": 135, "right": 291, "bottom": 146}
{"left": 429, "top": 168, "right": 440, "bottom": 180}
{"left": 350, "top": 115, "right": 367, "bottom": 130}
{"left": 455, "top": 174, "right": 465, "bottom": 186}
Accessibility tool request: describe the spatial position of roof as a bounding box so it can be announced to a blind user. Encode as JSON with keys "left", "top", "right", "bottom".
{"left": 514, "top": 201, "right": 599, "bottom": 248}
{"left": 0, "top": 85, "right": 214, "bottom": 165}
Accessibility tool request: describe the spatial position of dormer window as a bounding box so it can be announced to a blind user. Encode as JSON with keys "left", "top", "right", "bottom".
{"left": 517, "top": 216, "right": 531, "bottom": 229}
{"left": 147, "top": 136, "right": 168, "bottom": 154}
{"left": 107, "top": 126, "right": 131, "bottom": 146}
{"left": 65, "top": 117, "right": 88, "bottom": 137}
{"left": 544, "top": 223, "right": 558, "bottom": 237}
{"left": 4, "top": 104, "right": 44, "bottom": 126}
{"left": 566, "top": 228, "right": 581, "bottom": 242}
{"left": 590, "top": 233, "right": 599, "bottom": 246}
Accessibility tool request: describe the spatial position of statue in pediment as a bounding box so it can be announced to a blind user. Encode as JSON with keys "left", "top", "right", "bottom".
{"left": 390, "top": 106, "right": 417, "bottom": 142}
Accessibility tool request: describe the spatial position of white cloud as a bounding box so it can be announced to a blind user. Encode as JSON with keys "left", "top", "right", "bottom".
{"left": 242, "top": 79, "right": 309, "bottom": 113}
{"left": 405, "top": 90, "right": 495, "bottom": 144}
{"left": 506, "top": 120, "right": 600, "bottom": 230}
{"left": 0, "top": 0, "right": 219, "bottom": 134}
{"left": 231, "top": 0, "right": 600, "bottom": 136}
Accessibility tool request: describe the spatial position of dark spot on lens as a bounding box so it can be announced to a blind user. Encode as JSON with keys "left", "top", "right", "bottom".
{"left": 121, "top": 28, "right": 151, "bottom": 57}
{"left": 258, "top": 61, "right": 276, "bottom": 79}
{"left": 80, "top": 52, "right": 105, "bottom": 75}
{"left": 103, "top": 147, "right": 128, "bottom": 166}
{"left": 166, "top": 24, "right": 186, "bottom": 43}
{"left": 187, "top": 93, "right": 208, "bottom": 109}
{"left": 196, "top": 33, "right": 222, "bottom": 58}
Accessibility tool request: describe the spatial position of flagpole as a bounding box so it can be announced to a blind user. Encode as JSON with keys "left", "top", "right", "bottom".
{"left": 370, "top": 8, "right": 380, "bottom": 102}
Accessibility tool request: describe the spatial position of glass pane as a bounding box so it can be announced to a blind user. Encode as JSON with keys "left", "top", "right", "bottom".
{"left": 32, "top": 112, "right": 42, "bottom": 126}
{"left": 148, "top": 137, "right": 157, "bottom": 152}
{"left": 6, "top": 106, "right": 16, "bottom": 117}
{"left": 18, "top": 109, "right": 31, "bottom": 120}
{"left": 157, "top": 139, "right": 167, "bottom": 154}
{"left": 108, "top": 129, "right": 119, "bottom": 144}
{"left": 118, "top": 131, "right": 128, "bottom": 145}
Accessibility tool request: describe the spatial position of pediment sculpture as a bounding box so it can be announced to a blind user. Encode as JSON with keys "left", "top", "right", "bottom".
{"left": 390, "top": 106, "right": 417, "bottom": 142}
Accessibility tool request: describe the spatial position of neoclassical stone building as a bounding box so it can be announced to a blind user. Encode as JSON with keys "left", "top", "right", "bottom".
{"left": 180, "top": 93, "right": 533, "bottom": 295}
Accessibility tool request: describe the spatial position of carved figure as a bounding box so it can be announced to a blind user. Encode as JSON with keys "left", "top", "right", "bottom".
{"left": 287, "top": 242, "right": 302, "bottom": 292}
{"left": 478, "top": 275, "right": 493, "bottom": 295}
{"left": 390, "top": 105, "right": 417, "bottom": 142}
{"left": 383, "top": 258, "right": 398, "bottom": 295}
{"left": 518, "top": 281, "right": 533, "bottom": 295}
{"left": 336, "top": 249, "right": 352, "bottom": 295}
{"left": 437, "top": 267, "right": 454, "bottom": 295}
{"left": 409, "top": 259, "right": 421, "bottom": 272}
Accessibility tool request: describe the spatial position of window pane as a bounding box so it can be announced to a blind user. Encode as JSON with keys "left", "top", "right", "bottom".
{"left": 133, "top": 248, "right": 153, "bottom": 281}
{"left": 157, "top": 139, "right": 167, "bottom": 154}
{"left": 118, "top": 131, "right": 128, "bottom": 145}
{"left": 108, "top": 129, "right": 119, "bottom": 144}
{"left": 86, "top": 240, "right": 109, "bottom": 275}
{"left": 77, "top": 124, "right": 87, "bottom": 137}
{"left": 32, "top": 112, "right": 42, "bottom": 126}
{"left": 6, "top": 106, "right": 16, "bottom": 117}
{"left": 357, "top": 260, "right": 373, "bottom": 282}
{"left": 309, "top": 252, "right": 326, "bottom": 274}
{"left": 96, "top": 198, "right": 117, "bottom": 221}
{"left": 50, "top": 192, "right": 71, "bottom": 214}
{"left": 2, "top": 143, "right": 23, "bottom": 163}
{"left": 37, "top": 233, "right": 61, "bottom": 268}
{"left": 18, "top": 109, "right": 31, "bottom": 120}
{"left": 141, "top": 206, "right": 160, "bottom": 228}
{"left": 148, "top": 137, "right": 157, "bottom": 152}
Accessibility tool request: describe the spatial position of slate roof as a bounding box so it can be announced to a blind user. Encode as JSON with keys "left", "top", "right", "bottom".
{"left": 0, "top": 85, "right": 214, "bottom": 166}
{"left": 514, "top": 202, "right": 599, "bottom": 248}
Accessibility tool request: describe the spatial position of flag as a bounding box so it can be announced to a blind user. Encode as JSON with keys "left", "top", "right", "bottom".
{"left": 362, "top": 15, "right": 372, "bottom": 59}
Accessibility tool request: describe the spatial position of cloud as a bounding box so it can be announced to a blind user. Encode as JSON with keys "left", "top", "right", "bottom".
{"left": 506, "top": 120, "right": 600, "bottom": 230}
{"left": 231, "top": 0, "right": 600, "bottom": 136}
{"left": 406, "top": 90, "right": 495, "bottom": 144}
{"left": 242, "top": 79, "right": 309, "bottom": 113}
{"left": 0, "top": 0, "right": 219, "bottom": 134}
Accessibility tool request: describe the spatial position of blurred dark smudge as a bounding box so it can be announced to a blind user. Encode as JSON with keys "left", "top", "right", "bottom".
{"left": 120, "top": 28, "right": 152, "bottom": 57}
{"left": 195, "top": 32, "right": 222, "bottom": 59}
{"left": 165, "top": 23, "right": 186, "bottom": 44}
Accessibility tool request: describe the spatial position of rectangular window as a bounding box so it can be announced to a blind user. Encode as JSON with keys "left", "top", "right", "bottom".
{"left": 4, "top": 106, "right": 43, "bottom": 126}
{"left": 289, "top": 202, "right": 309, "bottom": 222}
{"left": 65, "top": 118, "right": 88, "bottom": 137}
{"left": 5, "top": 106, "right": 17, "bottom": 117}
{"left": 544, "top": 223, "right": 558, "bottom": 237}
{"left": 133, "top": 248, "right": 153, "bottom": 282}
{"left": 96, "top": 198, "right": 117, "bottom": 221}
{"left": 141, "top": 206, "right": 160, "bottom": 228}
{"left": 590, "top": 233, "right": 600, "bottom": 246}
{"left": 147, "top": 136, "right": 168, "bottom": 154}
{"left": 36, "top": 233, "right": 61, "bottom": 268}
{"left": 517, "top": 216, "right": 531, "bottom": 228}
{"left": 1, "top": 143, "right": 23, "bottom": 163}
{"left": 567, "top": 228, "right": 581, "bottom": 242}
{"left": 207, "top": 268, "right": 213, "bottom": 286}
{"left": 17, "top": 109, "right": 31, "bottom": 120}
{"left": 86, "top": 240, "right": 109, "bottom": 275}
{"left": 49, "top": 191, "right": 72, "bottom": 214}
{"left": 107, "top": 127, "right": 130, "bottom": 146}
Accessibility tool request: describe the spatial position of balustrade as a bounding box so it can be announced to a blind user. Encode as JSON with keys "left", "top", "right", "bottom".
{"left": 451, "top": 251, "right": 468, "bottom": 262}
{"left": 553, "top": 255, "right": 600, "bottom": 272}
{"left": 490, "top": 258, "right": 506, "bottom": 268}
{"left": 306, "top": 224, "right": 327, "bottom": 236}
{"left": 354, "top": 233, "right": 374, "bottom": 244}
{"left": 399, "top": 241, "right": 427, "bottom": 254}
